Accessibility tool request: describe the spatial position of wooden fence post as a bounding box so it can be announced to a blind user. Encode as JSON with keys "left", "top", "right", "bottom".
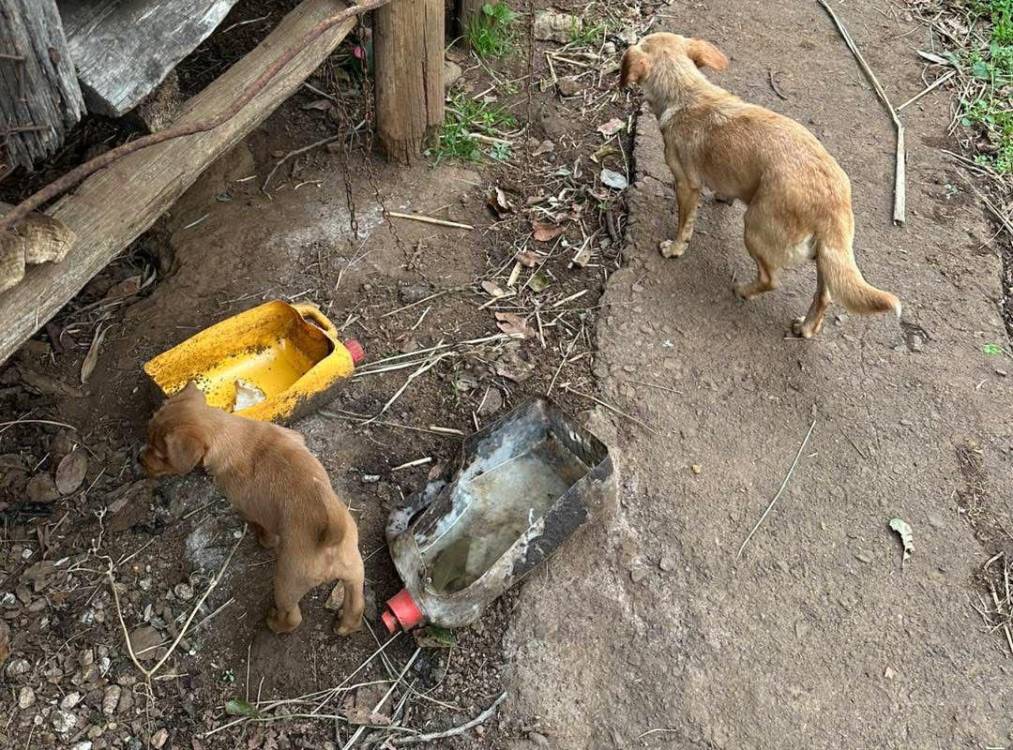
{"left": 373, "top": 0, "right": 443, "bottom": 164}
{"left": 458, "top": 0, "right": 484, "bottom": 39}
{"left": 0, "top": 0, "right": 84, "bottom": 174}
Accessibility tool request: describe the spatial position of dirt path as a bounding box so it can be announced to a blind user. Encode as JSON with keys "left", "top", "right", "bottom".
{"left": 506, "top": 3, "right": 1013, "bottom": 748}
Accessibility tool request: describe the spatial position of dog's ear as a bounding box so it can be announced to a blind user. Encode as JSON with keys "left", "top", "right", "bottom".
{"left": 620, "top": 46, "right": 651, "bottom": 88}
{"left": 686, "top": 38, "right": 728, "bottom": 71}
{"left": 163, "top": 427, "right": 207, "bottom": 473}
{"left": 179, "top": 381, "right": 206, "bottom": 402}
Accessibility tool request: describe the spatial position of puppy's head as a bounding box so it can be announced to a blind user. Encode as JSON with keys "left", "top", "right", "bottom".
{"left": 139, "top": 382, "right": 211, "bottom": 477}
{"left": 620, "top": 32, "right": 728, "bottom": 89}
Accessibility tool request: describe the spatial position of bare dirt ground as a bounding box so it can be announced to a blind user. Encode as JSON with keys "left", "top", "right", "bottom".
{"left": 2, "top": 1, "right": 1012, "bottom": 749}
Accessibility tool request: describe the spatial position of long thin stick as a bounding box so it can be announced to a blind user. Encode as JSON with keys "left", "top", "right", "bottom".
{"left": 817, "top": 0, "right": 905, "bottom": 225}
{"left": 0, "top": 0, "right": 392, "bottom": 233}
{"left": 395, "top": 691, "right": 508, "bottom": 746}
{"left": 897, "top": 70, "right": 955, "bottom": 112}
{"left": 341, "top": 648, "right": 422, "bottom": 750}
{"left": 563, "top": 385, "right": 659, "bottom": 435}
{"left": 263, "top": 134, "right": 342, "bottom": 192}
{"left": 736, "top": 420, "right": 816, "bottom": 560}
{"left": 387, "top": 212, "right": 474, "bottom": 230}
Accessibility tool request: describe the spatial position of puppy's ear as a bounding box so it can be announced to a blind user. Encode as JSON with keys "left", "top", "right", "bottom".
{"left": 686, "top": 38, "right": 728, "bottom": 71}
{"left": 163, "top": 427, "right": 206, "bottom": 473}
{"left": 180, "top": 381, "right": 206, "bottom": 402}
{"left": 620, "top": 47, "right": 651, "bottom": 88}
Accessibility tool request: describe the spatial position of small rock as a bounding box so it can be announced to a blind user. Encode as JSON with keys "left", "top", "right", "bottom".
{"left": 6, "top": 657, "right": 30, "bottom": 677}
{"left": 529, "top": 732, "right": 551, "bottom": 748}
{"left": 173, "top": 583, "right": 194, "bottom": 601}
{"left": 533, "top": 9, "right": 575, "bottom": 43}
{"left": 61, "top": 691, "right": 82, "bottom": 710}
{"left": 854, "top": 550, "right": 872, "bottom": 564}
{"left": 52, "top": 709, "right": 77, "bottom": 734}
{"left": 70, "top": 743, "right": 93, "bottom": 750}
{"left": 398, "top": 282, "right": 432, "bottom": 304}
{"left": 690, "top": 464, "right": 702, "bottom": 475}
{"left": 26, "top": 473, "right": 60, "bottom": 503}
{"left": 659, "top": 556, "right": 676, "bottom": 572}
{"left": 18, "top": 686, "right": 35, "bottom": 709}
{"left": 557, "top": 76, "right": 581, "bottom": 96}
{"left": 102, "top": 685, "right": 122, "bottom": 716}
{"left": 443, "top": 60, "right": 463, "bottom": 90}
{"left": 478, "top": 388, "right": 503, "bottom": 416}
{"left": 150, "top": 729, "right": 168, "bottom": 749}
{"left": 361, "top": 474, "right": 381, "bottom": 484}
{"left": 996, "top": 368, "right": 1008, "bottom": 377}
{"left": 908, "top": 334, "right": 924, "bottom": 352}
{"left": 127, "top": 626, "right": 161, "bottom": 661}
{"left": 884, "top": 666, "right": 897, "bottom": 680}
{"left": 630, "top": 567, "right": 648, "bottom": 583}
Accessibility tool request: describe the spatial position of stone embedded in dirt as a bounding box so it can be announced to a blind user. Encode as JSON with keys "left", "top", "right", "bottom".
{"left": 478, "top": 387, "right": 503, "bottom": 416}
{"left": 127, "top": 627, "right": 162, "bottom": 661}
{"left": 61, "top": 691, "right": 82, "bottom": 710}
{"left": 55, "top": 450, "right": 88, "bottom": 495}
{"left": 325, "top": 583, "right": 345, "bottom": 612}
{"left": 151, "top": 728, "right": 169, "bottom": 749}
{"left": 6, "top": 657, "right": 30, "bottom": 677}
{"left": 17, "top": 685, "right": 34, "bottom": 709}
{"left": 102, "top": 685, "right": 121, "bottom": 716}
{"left": 557, "top": 77, "right": 581, "bottom": 96}
{"left": 70, "top": 742, "right": 93, "bottom": 750}
{"left": 173, "top": 583, "right": 194, "bottom": 601}
{"left": 52, "top": 709, "right": 77, "bottom": 734}
{"left": 533, "top": 9, "right": 576, "bottom": 43}
{"left": 528, "top": 732, "right": 551, "bottom": 747}
{"left": 398, "top": 281, "right": 433, "bottom": 304}
{"left": 444, "top": 60, "right": 463, "bottom": 90}
{"left": 26, "top": 473, "right": 60, "bottom": 503}
{"left": 659, "top": 556, "right": 676, "bottom": 572}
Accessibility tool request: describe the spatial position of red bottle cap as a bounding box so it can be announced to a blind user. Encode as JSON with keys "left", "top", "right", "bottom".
{"left": 343, "top": 339, "right": 365, "bottom": 365}
{"left": 381, "top": 588, "right": 424, "bottom": 632}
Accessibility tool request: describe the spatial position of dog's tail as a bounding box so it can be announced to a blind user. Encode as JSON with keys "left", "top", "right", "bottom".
{"left": 815, "top": 237, "right": 901, "bottom": 318}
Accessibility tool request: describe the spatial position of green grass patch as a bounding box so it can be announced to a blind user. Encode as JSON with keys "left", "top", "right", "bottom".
{"left": 428, "top": 94, "right": 516, "bottom": 163}
{"left": 465, "top": 2, "right": 518, "bottom": 59}
{"left": 568, "top": 20, "right": 607, "bottom": 47}
{"left": 958, "top": 0, "right": 1013, "bottom": 173}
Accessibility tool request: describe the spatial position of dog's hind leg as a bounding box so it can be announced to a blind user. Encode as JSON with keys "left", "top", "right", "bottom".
{"left": 331, "top": 548, "right": 365, "bottom": 636}
{"left": 792, "top": 265, "right": 832, "bottom": 338}
{"left": 734, "top": 235, "right": 779, "bottom": 300}
{"left": 267, "top": 555, "right": 314, "bottom": 634}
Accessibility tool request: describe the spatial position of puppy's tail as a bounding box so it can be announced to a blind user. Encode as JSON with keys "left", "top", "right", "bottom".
{"left": 815, "top": 239, "right": 901, "bottom": 318}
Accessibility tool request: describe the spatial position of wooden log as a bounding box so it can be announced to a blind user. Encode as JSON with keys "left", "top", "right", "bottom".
{"left": 0, "top": 0, "right": 84, "bottom": 173}
{"left": 0, "top": 0, "right": 357, "bottom": 366}
{"left": 373, "top": 0, "right": 444, "bottom": 164}
{"left": 57, "top": 0, "right": 241, "bottom": 117}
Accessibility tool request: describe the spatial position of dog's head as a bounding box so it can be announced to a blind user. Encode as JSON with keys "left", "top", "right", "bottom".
{"left": 620, "top": 32, "right": 728, "bottom": 89}
{"left": 139, "top": 382, "right": 212, "bottom": 477}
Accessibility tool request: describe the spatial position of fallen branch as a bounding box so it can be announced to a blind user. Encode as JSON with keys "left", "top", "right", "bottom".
{"left": 387, "top": 212, "right": 474, "bottom": 230}
{"left": 817, "top": 0, "right": 905, "bottom": 225}
{"left": 262, "top": 133, "right": 342, "bottom": 192}
{"left": 0, "top": 0, "right": 391, "bottom": 234}
{"left": 736, "top": 420, "right": 816, "bottom": 560}
{"left": 395, "top": 691, "right": 508, "bottom": 746}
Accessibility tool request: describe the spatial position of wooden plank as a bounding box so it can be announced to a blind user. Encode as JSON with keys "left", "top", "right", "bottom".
{"left": 373, "top": 0, "right": 443, "bottom": 163}
{"left": 57, "top": 0, "right": 241, "bottom": 117}
{"left": 0, "top": 0, "right": 84, "bottom": 172}
{"left": 0, "top": 0, "right": 356, "bottom": 365}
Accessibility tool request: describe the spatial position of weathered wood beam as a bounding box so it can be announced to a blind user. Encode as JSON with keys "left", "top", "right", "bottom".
{"left": 0, "top": 0, "right": 358, "bottom": 366}
{"left": 57, "top": 0, "right": 241, "bottom": 117}
{"left": 0, "top": 0, "right": 84, "bottom": 172}
{"left": 373, "top": 0, "right": 444, "bottom": 164}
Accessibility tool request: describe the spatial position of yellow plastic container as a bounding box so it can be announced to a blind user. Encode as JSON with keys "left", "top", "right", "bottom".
{"left": 143, "top": 300, "right": 364, "bottom": 423}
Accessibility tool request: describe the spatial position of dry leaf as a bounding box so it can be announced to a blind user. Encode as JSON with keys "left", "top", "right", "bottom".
{"left": 532, "top": 223, "right": 564, "bottom": 243}
{"left": 889, "top": 518, "right": 914, "bottom": 562}
{"left": 528, "top": 270, "right": 551, "bottom": 292}
{"left": 532, "top": 140, "right": 555, "bottom": 156}
{"left": 80, "top": 325, "right": 108, "bottom": 384}
{"left": 302, "top": 99, "right": 333, "bottom": 111}
{"left": 481, "top": 280, "right": 506, "bottom": 298}
{"left": 234, "top": 379, "right": 266, "bottom": 411}
{"left": 128, "top": 626, "right": 163, "bottom": 661}
{"left": 55, "top": 450, "right": 87, "bottom": 495}
{"left": 495, "top": 312, "right": 535, "bottom": 339}
{"left": 103, "top": 275, "right": 142, "bottom": 301}
{"left": 515, "top": 250, "right": 539, "bottom": 267}
{"left": 487, "top": 186, "right": 513, "bottom": 217}
{"left": 597, "top": 118, "right": 625, "bottom": 136}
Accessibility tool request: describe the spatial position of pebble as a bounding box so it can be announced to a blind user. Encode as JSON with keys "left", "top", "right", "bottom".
{"left": 854, "top": 551, "right": 872, "bottom": 564}
{"left": 151, "top": 728, "right": 169, "bottom": 749}
{"left": 61, "top": 691, "right": 82, "bottom": 710}
{"left": 70, "top": 743, "right": 93, "bottom": 750}
{"left": 884, "top": 666, "right": 897, "bottom": 680}
{"left": 630, "top": 567, "right": 648, "bottom": 583}
{"left": 659, "top": 556, "right": 676, "bottom": 572}
{"left": 691, "top": 464, "right": 702, "bottom": 475}
{"left": 529, "top": 732, "right": 551, "bottom": 748}
{"left": 18, "top": 686, "right": 35, "bottom": 709}
{"left": 102, "top": 685, "right": 122, "bottom": 716}
{"left": 6, "top": 657, "right": 30, "bottom": 677}
{"left": 52, "top": 709, "right": 77, "bottom": 734}
{"left": 174, "top": 583, "right": 194, "bottom": 601}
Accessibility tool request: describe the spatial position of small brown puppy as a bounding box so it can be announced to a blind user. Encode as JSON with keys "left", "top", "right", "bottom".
{"left": 140, "top": 383, "right": 365, "bottom": 636}
{"left": 621, "top": 32, "right": 900, "bottom": 337}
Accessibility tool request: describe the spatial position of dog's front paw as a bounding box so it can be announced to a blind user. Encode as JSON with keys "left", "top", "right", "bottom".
{"left": 266, "top": 606, "right": 301, "bottom": 634}
{"left": 335, "top": 616, "right": 363, "bottom": 636}
{"left": 790, "top": 317, "right": 816, "bottom": 339}
{"left": 659, "top": 240, "right": 687, "bottom": 258}
{"left": 734, "top": 282, "right": 755, "bottom": 300}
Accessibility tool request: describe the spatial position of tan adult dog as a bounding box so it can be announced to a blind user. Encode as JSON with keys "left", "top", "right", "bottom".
{"left": 140, "top": 383, "right": 365, "bottom": 636}
{"left": 620, "top": 32, "right": 900, "bottom": 337}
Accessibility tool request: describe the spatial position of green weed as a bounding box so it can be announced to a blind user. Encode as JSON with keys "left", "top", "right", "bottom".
{"left": 428, "top": 94, "right": 516, "bottom": 163}
{"left": 465, "top": 2, "right": 518, "bottom": 59}
{"left": 568, "top": 20, "right": 607, "bottom": 47}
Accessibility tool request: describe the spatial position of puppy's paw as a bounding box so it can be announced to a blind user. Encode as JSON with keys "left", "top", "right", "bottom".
{"left": 659, "top": 240, "right": 687, "bottom": 258}
{"left": 266, "top": 606, "right": 301, "bottom": 634}
{"left": 790, "top": 317, "right": 815, "bottom": 339}
{"left": 335, "top": 617, "right": 363, "bottom": 636}
{"left": 733, "top": 283, "right": 755, "bottom": 301}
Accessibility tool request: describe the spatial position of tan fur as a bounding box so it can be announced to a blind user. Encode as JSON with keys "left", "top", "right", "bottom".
{"left": 140, "top": 383, "right": 365, "bottom": 636}
{"left": 621, "top": 33, "right": 900, "bottom": 337}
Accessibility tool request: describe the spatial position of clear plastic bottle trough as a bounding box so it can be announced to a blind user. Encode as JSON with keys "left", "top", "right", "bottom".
{"left": 382, "top": 397, "right": 614, "bottom": 631}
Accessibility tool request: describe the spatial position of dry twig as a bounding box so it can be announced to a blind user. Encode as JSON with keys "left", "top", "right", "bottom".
{"left": 394, "top": 691, "right": 508, "bottom": 746}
